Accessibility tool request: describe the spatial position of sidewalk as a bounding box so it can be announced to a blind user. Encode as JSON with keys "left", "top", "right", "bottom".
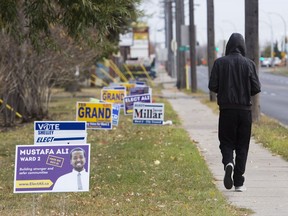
{"left": 154, "top": 70, "right": 288, "bottom": 216}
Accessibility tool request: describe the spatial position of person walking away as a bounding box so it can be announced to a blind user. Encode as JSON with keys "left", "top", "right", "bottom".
{"left": 208, "top": 33, "right": 261, "bottom": 192}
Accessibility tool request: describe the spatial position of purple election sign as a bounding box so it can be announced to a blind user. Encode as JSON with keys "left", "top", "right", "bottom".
{"left": 129, "top": 86, "right": 150, "bottom": 96}
{"left": 14, "top": 144, "right": 90, "bottom": 193}
{"left": 123, "top": 94, "right": 151, "bottom": 115}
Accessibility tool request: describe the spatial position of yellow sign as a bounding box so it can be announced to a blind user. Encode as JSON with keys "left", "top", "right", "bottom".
{"left": 101, "top": 89, "right": 126, "bottom": 104}
{"left": 118, "top": 83, "right": 136, "bottom": 95}
{"left": 15, "top": 180, "right": 53, "bottom": 188}
{"left": 133, "top": 32, "right": 148, "bottom": 40}
{"left": 76, "top": 102, "right": 112, "bottom": 123}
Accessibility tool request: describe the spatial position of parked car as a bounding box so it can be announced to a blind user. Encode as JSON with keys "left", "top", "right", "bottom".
{"left": 260, "top": 57, "right": 282, "bottom": 67}
{"left": 273, "top": 57, "right": 282, "bottom": 66}
{"left": 261, "top": 57, "right": 271, "bottom": 67}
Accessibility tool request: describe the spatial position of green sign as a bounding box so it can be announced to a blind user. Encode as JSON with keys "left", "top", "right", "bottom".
{"left": 179, "top": 46, "right": 189, "bottom": 51}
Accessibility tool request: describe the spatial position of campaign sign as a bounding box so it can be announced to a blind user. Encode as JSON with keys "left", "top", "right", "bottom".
{"left": 89, "top": 98, "right": 102, "bottom": 103}
{"left": 133, "top": 103, "right": 164, "bottom": 125}
{"left": 129, "top": 80, "right": 147, "bottom": 86}
{"left": 76, "top": 102, "right": 112, "bottom": 130}
{"left": 129, "top": 86, "right": 151, "bottom": 96}
{"left": 107, "top": 83, "right": 136, "bottom": 96}
{"left": 118, "top": 82, "right": 136, "bottom": 95}
{"left": 112, "top": 104, "right": 120, "bottom": 126}
{"left": 14, "top": 144, "right": 90, "bottom": 193}
{"left": 101, "top": 88, "right": 126, "bottom": 107}
{"left": 123, "top": 94, "right": 151, "bottom": 115}
{"left": 104, "top": 84, "right": 126, "bottom": 90}
{"left": 34, "top": 121, "right": 87, "bottom": 145}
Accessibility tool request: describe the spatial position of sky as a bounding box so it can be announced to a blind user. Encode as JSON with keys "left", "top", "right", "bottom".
{"left": 139, "top": 0, "right": 288, "bottom": 50}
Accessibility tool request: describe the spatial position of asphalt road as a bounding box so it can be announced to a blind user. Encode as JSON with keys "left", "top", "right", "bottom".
{"left": 195, "top": 66, "right": 288, "bottom": 126}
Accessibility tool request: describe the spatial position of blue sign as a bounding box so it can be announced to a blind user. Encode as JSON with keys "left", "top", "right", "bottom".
{"left": 34, "top": 121, "right": 87, "bottom": 145}
{"left": 112, "top": 104, "right": 120, "bottom": 126}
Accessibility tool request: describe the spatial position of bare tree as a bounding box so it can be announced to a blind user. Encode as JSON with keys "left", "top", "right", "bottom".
{"left": 0, "top": 27, "right": 99, "bottom": 125}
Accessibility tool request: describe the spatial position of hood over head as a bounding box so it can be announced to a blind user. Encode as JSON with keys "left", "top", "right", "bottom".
{"left": 225, "top": 33, "right": 246, "bottom": 56}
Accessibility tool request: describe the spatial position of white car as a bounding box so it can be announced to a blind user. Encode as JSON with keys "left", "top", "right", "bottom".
{"left": 261, "top": 58, "right": 271, "bottom": 67}
{"left": 261, "top": 57, "right": 282, "bottom": 67}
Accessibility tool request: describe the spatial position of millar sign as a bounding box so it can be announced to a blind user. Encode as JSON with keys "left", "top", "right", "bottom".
{"left": 133, "top": 103, "right": 164, "bottom": 125}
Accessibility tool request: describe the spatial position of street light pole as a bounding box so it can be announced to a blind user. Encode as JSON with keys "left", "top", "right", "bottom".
{"left": 268, "top": 12, "right": 287, "bottom": 66}
{"left": 222, "top": 20, "right": 237, "bottom": 32}
{"left": 215, "top": 25, "right": 226, "bottom": 56}
{"left": 260, "top": 20, "right": 273, "bottom": 61}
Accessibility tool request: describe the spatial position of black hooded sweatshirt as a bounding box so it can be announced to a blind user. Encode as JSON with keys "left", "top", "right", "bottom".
{"left": 208, "top": 33, "right": 261, "bottom": 110}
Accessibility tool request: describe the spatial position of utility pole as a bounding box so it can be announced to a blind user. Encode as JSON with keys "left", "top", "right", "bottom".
{"left": 165, "top": 0, "right": 173, "bottom": 76}
{"left": 189, "top": 0, "right": 197, "bottom": 93}
{"left": 179, "top": 0, "right": 186, "bottom": 89}
{"left": 207, "top": 0, "right": 216, "bottom": 101}
{"left": 175, "top": 0, "right": 185, "bottom": 89}
{"left": 245, "top": 0, "right": 260, "bottom": 122}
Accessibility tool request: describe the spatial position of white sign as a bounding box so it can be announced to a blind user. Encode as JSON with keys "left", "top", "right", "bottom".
{"left": 133, "top": 103, "right": 164, "bottom": 125}
{"left": 119, "top": 32, "right": 133, "bottom": 46}
{"left": 34, "top": 121, "right": 87, "bottom": 145}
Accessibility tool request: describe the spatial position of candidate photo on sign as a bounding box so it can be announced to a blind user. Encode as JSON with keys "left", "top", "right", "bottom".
{"left": 53, "top": 147, "right": 89, "bottom": 192}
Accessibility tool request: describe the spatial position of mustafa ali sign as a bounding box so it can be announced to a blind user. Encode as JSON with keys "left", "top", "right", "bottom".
{"left": 14, "top": 144, "right": 90, "bottom": 193}
{"left": 123, "top": 94, "right": 151, "bottom": 115}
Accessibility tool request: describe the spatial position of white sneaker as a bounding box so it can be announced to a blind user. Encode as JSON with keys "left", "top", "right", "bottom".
{"left": 235, "top": 185, "right": 247, "bottom": 192}
{"left": 224, "top": 163, "right": 234, "bottom": 190}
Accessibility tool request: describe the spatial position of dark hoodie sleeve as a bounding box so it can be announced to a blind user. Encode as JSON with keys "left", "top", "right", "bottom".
{"left": 208, "top": 61, "right": 219, "bottom": 93}
{"left": 249, "top": 62, "right": 261, "bottom": 96}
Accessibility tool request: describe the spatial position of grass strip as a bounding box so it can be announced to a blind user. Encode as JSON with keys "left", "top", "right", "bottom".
{"left": 0, "top": 88, "right": 248, "bottom": 216}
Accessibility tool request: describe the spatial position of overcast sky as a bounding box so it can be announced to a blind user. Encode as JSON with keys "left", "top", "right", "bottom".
{"left": 139, "top": 0, "right": 288, "bottom": 49}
